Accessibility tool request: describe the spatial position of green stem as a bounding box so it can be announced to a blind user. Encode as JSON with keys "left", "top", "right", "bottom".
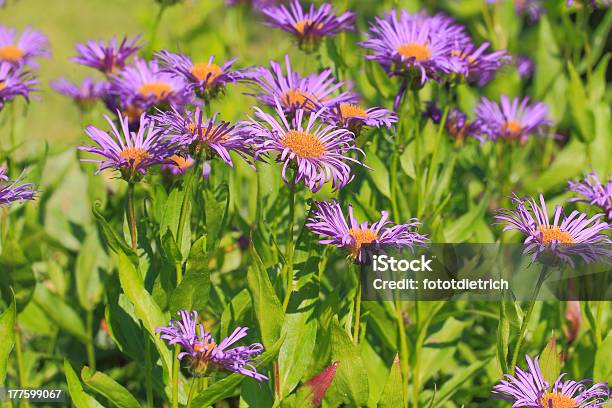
{"left": 14, "top": 323, "right": 30, "bottom": 408}
{"left": 425, "top": 104, "right": 450, "bottom": 197}
{"left": 352, "top": 263, "right": 362, "bottom": 345}
{"left": 185, "top": 378, "right": 197, "bottom": 408}
{"left": 175, "top": 155, "right": 200, "bottom": 283}
{"left": 127, "top": 182, "right": 137, "bottom": 250}
{"left": 282, "top": 176, "right": 297, "bottom": 311}
{"left": 395, "top": 299, "right": 409, "bottom": 408}
{"left": 144, "top": 339, "right": 154, "bottom": 408}
{"left": 86, "top": 310, "right": 96, "bottom": 372}
{"left": 172, "top": 346, "right": 180, "bottom": 408}
{"left": 510, "top": 268, "right": 546, "bottom": 374}
{"left": 146, "top": 4, "right": 167, "bottom": 57}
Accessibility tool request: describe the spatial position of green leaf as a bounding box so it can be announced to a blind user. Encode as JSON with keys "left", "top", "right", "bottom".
{"left": 0, "top": 300, "right": 16, "bottom": 384}
{"left": 81, "top": 366, "right": 140, "bottom": 408}
{"left": 443, "top": 194, "right": 489, "bottom": 242}
{"left": 432, "top": 357, "right": 491, "bottom": 406}
{"left": 160, "top": 186, "right": 191, "bottom": 257}
{"left": 567, "top": 62, "right": 595, "bottom": 143}
{"left": 365, "top": 145, "right": 391, "bottom": 198}
{"left": 33, "top": 285, "right": 88, "bottom": 343}
{"left": 220, "top": 289, "right": 251, "bottom": 339}
{"left": 169, "top": 236, "right": 210, "bottom": 315}
{"left": 161, "top": 230, "right": 182, "bottom": 265}
{"left": 378, "top": 354, "right": 405, "bottom": 408}
{"left": 64, "top": 360, "right": 104, "bottom": 408}
{"left": 497, "top": 300, "right": 510, "bottom": 375}
{"left": 190, "top": 333, "right": 285, "bottom": 408}
{"left": 0, "top": 234, "right": 35, "bottom": 312}
{"left": 278, "top": 256, "right": 319, "bottom": 397}
{"left": 76, "top": 231, "right": 104, "bottom": 311}
{"left": 204, "top": 184, "right": 229, "bottom": 254}
{"left": 329, "top": 319, "right": 369, "bottom": 406}
{"left": 594, "top": 333, "right": 612, "bottom": 383}
{"left": 247, "top": 248, "right": 284, "bottom": 349}
{"left": 92, "top": 202, "right": 136, "bottom": 261}
{"left": 116, "top": 251, "right": 172, "bottom": 382}
{"left": 539, "top": 335, "right": 562, "bottom": 384}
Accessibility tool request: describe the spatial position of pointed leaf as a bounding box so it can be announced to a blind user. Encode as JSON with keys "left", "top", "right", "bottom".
{"left": 0, "top": 300, "right": 15, "bottom": 383}
{"left": 378, "top": 355, "right": 404, "bottom": 408}
{"left": 81, "top": 366, "right": 141, "bottom": 408}
{"left": 64, "top": 360, "right": 104, "bottom": 408}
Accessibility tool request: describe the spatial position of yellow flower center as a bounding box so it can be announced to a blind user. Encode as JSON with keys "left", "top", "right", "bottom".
{"left": 293, "top": 19, "right": 323, "bottom": 35}
{"left": 138, "top": 81, "right": 172, "bottom": 101}
{"left": 190, "top": 63, "right": 222, "bottom": 83}
{"left": 397, "top": 42, "right": 431, "bottom": 62}
{"left": 282, "top": 89, "right": 318, "bottom": 110}
{"left": 539, "top": 392, "right": 578, "bottom": 408}
{"left": 194, "top": 339, "right": 217, "bottom": 358}
{"left": 281, "top": 130, "right": 326, "bottom": 158}
{"left": 170, "top": 155, "right": 193, "bottom": 170}
{"left": 349, "top": 228, "right": 378, "bottom": 255}
{"left": 340, "top": 103, "right": 368, "bottom": 118}
{"left": 0, "top": 45, "right": 24, "bottom": 63}
{"left": 0, "top": 81, "right": 5, "bottom": 91}
{"left": 538, "top": 226, "right": 575, "bottom": 244}
{"left": 503, "top": 120, "right": 523, "bottom": 135}
{"left": 119, "top": 147, "right": 151, "bottom": 168}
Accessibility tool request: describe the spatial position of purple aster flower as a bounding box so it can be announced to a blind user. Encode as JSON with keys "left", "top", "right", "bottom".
{"left": 568, "top": 173, "right": 612, "bottom": 221}
{"left": 493, "top": 355, "right": 610, "bottom": 407}
{"left": 0, "top": 62, "right": 36, "bottom": 109}
{"left": 109, "top": 57, "right": 191, "bottom": 120}
{"left": 161, "top": 154, "right": 195, "bottom": 176}
{"left": 474, "top": 96, "right": 551, "bottom": 143}
{"left": 246, "top": 54, "right": 357, "bottom": 114}
{"left": 0, "top": 166, "right": 36, "bottom": 207}
{"left": 262, "top": 0, "right": 355, "bottom": 51}
{"left": 306, "top": 200, "right": 428, "bottom": 262}
{"left": 322, "top": 102, "right": 397, "bottom": 134}
{"left": 154, "top": 107, "right": 254, "bottom": 167}
{"left": 0, "top": 26, "right": 49, "bottom": 67}
{"left": 72, "top": 35, "right": 141, "bottom": 75}
{"left": 359, "top": 10, "right": 455, "bottom": 84}
{"left": 449, "top": 42, "right": 510, "bottom": 86}
{"left": 495, "top": 193, "right": 611, "bottom": 266}
{"left": 156, "top": 310, "right": 267, "bottom": 381}
{"left": 156, "top": 50, "right": 242, "bottom": 100}
{"left": 486, "top": 0, "right": 543, "bottom": 22}
{"left": 424, "top": 102, "right": 484, "bottom": 143}
{"left": 79, "top": 112, "right": 175, "bottom": 180}
{"left": 246, "top": 100, "right": 363, "bottom": 192}
{"left": 516, "top": 55, "right": 535, "bottom": 78}
{"left": 50, "top": 77, "right": 107, "bottom": 109}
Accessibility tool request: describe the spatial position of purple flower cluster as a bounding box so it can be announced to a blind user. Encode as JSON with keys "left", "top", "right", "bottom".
{"left": 495, "top": 193, "right": 611, "bottom": 266}
{"left": 424, "top": 102, "right": 483, "bottom": 142}
{"left": 50, "top": 77, "right": 108, "bottom": 110}
{"left": 306, "top": 200, "right": 428, "bottom": 262}
{"left": 72, "top": 36, "right": 141, "bottom": 75}
{"left": 568, "top": 172, "right": 612, "bottom": 220}
{"left": 0, "top": 166, "right": 36, "bottom": 207}
{"left": 156, "top": 51, "right": 243, "bottom": 100}
{"left": 360, "top": 10, "right": 509, "bottom": 89}
{"left": 79, "top": 112, "right": 176, "bottom": 181}
{"left": 493, "top": 355, "right": 610, "bottom": 407}
{"left": 247, "top": 101, "right": 364, "bottom": 192}
{"left": 154, "top": 107, "right": 254, "bottom": 168}
{"left": 474, "top": 96, "right": 551, "bottom": 142}
{"left": 157, "top": 310, "right": 267, "bottom": 380}
{"left": 246, "top": 54, "right": 357, "bottom": 114}
{"left": 0, "top": 26, "right": 48, "bottom": 110}
{"left": 262, "top": 0, "right": 356, "bottom": 51}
